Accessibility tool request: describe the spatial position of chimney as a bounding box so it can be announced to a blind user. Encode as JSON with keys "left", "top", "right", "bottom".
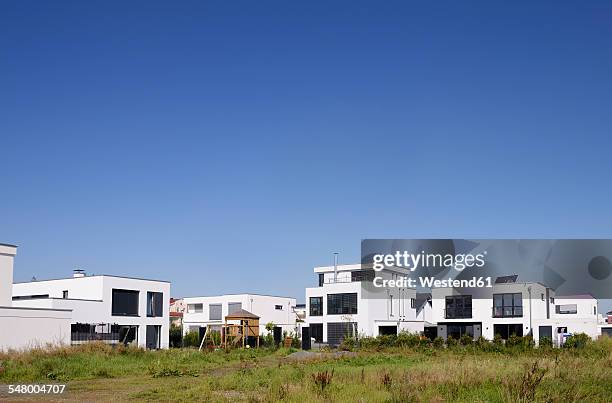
{"left": 73, "top": 269, "right": 85, "bottom": 278}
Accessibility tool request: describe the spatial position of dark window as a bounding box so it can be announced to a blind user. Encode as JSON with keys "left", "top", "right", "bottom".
{"left": 275, "top": 304, "right": 283, "bottom": 310}
{"left": 411, "top": 298, "right": 416, "bottom": 309}
{"left": 310, "top": 323, "right": 323, "bottom": 342}
{"left": 327, "top": 322, "right": 356, "bottom": 346}
{"left": 62, "top": 290, "right": 68, "bottom": 299}
{"left": 318, "top": 273, "right": 324, "bottom": 287}
{"left": 594, "top": 306, "right": 596, "bottom": 315}
{"left": 327, "top": 293, "right": 358, "bottom": 315}
{"left": 228, "top": 302, "right": 242, "bottom": 314}
{"left": 147, "top": 292, "right": 163, "bottom": 317}
{"left": 188, "top": 303, "right": 203, "bottom": 313}
{"left": 209, "top": 304, "right": 222, "bottom": 320}
{"left": 556, "top": 304, "right": 577, "bottom": 314}
{"left": 379, "top": 326, "right": 397, "bottom": 336}
{"left": 445, "top": 295, "right": 472, "bottom": 319}
{"left": 112, "top": 289, "right": 139, "bottom": 316}
{"left": 494, "top": 323, "right": 523, "bottom": 340}
{"left": 447, "top": 324, "right": 474, "bottom": 339}
{"left": 493, "top": 293, "right": 523, "bottom": 317}
{"left": 351, "top": 270, "right": 375, "bottom": 282}
{"left": 541, "top": 293, "right": 544, "bottom": 301}
{"left": 146, "top": 325, "right": 161, "bottom": 349}
{"left": 309, "top": 297, "right": 323, "bottom": 316}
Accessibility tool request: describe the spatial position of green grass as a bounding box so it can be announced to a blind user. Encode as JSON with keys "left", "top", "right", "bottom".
{"left": 0, "top": 340, "right": 611, "bottom": 401}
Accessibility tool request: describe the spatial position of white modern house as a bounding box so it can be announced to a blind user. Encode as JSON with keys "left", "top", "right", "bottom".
{"left": 12, "top": 269, "right": 171, "bottom": 349}
{"left": 0, "top": 243, "right": 71, "bottom": 351}
{"left": 183, "top": 294, "right": 298, "bottom": 338}
{"left": 431, "top": 276, "right": 600, "bottom": 344}
{"left": 305, "top": 264, "right": 422, "bottom": 345}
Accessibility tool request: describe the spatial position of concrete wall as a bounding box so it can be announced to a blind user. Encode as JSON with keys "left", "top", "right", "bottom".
{"left": 0, "top": 306, "right": 71, "bottom": 351}
{"left": 0, "top": 244, "right": 17, "bottom": 306}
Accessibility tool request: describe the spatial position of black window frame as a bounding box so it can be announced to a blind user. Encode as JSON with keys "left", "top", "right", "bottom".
{"left": 493, "top": 293, "right": 523, "bottom": 318}
{"left": 275, "top": 304, "right": 283, "bottom": 310}
{"left": 112, "top": 289, "right": 140, "bottom": 317}
{"left": 147, "top": 291, "right": 164, "bottom": 317}
{"left": 318, "top": 273, "right": 324, "bottom": 287}
{"left": 309, "top": 296, "right": 323, "bottom": 316}
{"left": 556, "top": 304, "right": 577, "bottom": 314}
{"left": 62, "top": 290, "right": 68, "bottom": 299}
{"left": 327, "top": 293, "right": 358, "bottom": 315}
{"left": 350, "top": 270, "right": 375, "bottom": 282}
{"left": 445, "top": 295, "right": 472, "bottom": 319}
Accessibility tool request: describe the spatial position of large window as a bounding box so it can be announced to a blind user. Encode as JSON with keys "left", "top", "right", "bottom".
{"left": 327, "top": 322, "right": 356, "bottom": 346}
{"left": 327, "top": 293, "right": 357, "bottom": 315}
{"left": 112, "top": 289, "right": 139, "bottom": 316}
{"left": 351, "top": 270, "right": 375, "bottom": 282}
{"left": 147, "top": 292, "right": 164, "bottom": 317}
{"left": 494, "top": 323, "right": 523, "bottom": 339}
{"left": 445, "top": 295, "right": 472, "bottom": 319}
{"left": 310, "top": 297, "right": 323, "bottom": 316}
{"left": 493, "top": 293, "right": 523, "bottom": 318}
{"left": 187, "top": 303, "right": 203, "bottom": 313}
{"left": 556, "top": 304, "right": 577, "bottom": 314}
{"left": 209, "top": 304, "right": 222, "bottom": 320}
{"left": 228, "top": 302, "right": 242, "bottom": 314}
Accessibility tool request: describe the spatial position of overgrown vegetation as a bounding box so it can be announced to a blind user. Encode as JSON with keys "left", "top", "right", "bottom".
{"left": 0, "top": 337, "right": 610, "bottom": 401}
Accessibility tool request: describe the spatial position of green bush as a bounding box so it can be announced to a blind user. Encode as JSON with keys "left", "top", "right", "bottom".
{"left": 539, "top": 336, "right": 553, "bottom": 348}
{"left": 169, "top": 326, "right": 183, "bottom": 348}
{"left": 339, "top": 336, "right": 356, "bottom": 351}
{"left": 395, "top": 332, "right": 420, "bottom": 348}
{"left": 564, "top": 333, "right": 590, "bottom": 349}
{"left": 183, "top": 331, "right": 200, "bottom": 348}
{"left": 446, "top": 336, "right": 458, "bottom": 348}
{"left": 432, "top": 337, "right": 445, "bottom": 349}
{"left": 459, "top": 334, "right": 473, "bottom": 346}
{"left": 493, "top": 334, "right": 504, "bottom": 346}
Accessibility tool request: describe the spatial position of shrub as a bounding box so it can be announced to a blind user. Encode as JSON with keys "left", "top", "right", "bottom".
{"left": 311, "top": 369, "right": 334, "bottom": 394}
{"left": 507, "top": 334, "right": 523, "bottom": 347}
{"left": 446, "top": 336, "right": 458, "bottom": 348}
{"left": 432, "top": 337, "right": 445, "bottom": 349}
{"left": 539, "top": 336, "right": 552, "bottom": 348}
{"left": 564, "top": 333, "right": 590, "bottom": 349}
{"left": 339, "top": 337, "right": 356, "bottom": 351}
{"left": 459, "top": 334, "right": 473, "bottom": 346}
{"left": 169, "top": 326, "right": 183, "bottom": 348}
{"left": 476, "top": 336, "right": 489, "bottom": 349}
{"left": 395, "top": 332, "right": 420, "bottom": 348}
{"left": 493, "top": 334, "right": 504, "bottom": 346}
{"left": 183, "top": 331, "right": 200, "bottom": 348}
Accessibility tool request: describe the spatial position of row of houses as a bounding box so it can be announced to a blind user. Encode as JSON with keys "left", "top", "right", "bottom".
{"left": 1, "top": 242, "right": 611, "bottom": 350}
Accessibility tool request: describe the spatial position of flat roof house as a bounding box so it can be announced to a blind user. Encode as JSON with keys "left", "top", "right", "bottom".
{"left": 0, "top": 243, "right": 71, "bottom": 351}
{"left": 13, "top": 270, "right": 171, "bottom": 349}
{"left": 431, "top": 276, "right": 599, "bottom": 344}
{"left": 305, "top": 264, "right": 423, "bottom": 345}
{"left": 183, "top": 294, "right": 298, "bottom": 338}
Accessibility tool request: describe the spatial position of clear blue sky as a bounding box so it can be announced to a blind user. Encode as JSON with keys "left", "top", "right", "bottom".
{"left": 1, "top": 1, "right": 611, "bottom": 308}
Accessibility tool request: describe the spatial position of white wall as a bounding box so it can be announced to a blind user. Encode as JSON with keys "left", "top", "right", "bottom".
{"left": 0, "top": 244, "right": 17, "bottom": 306}
{"left": 0, "top": 306, "right": 71, "bottom": 351}
{"left": 183, "top": 294, "right": 298, "bottom": 335}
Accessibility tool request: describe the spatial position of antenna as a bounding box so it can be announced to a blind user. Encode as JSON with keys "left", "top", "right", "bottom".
{"left": 333, "top": 252, "right": 339, "bottom": 282}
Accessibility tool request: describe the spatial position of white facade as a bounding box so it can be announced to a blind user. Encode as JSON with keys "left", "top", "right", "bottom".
{"left": 305, "top": 264, "right": 421, "bottom": 345}
{"left": 183, "top": 294, "right": 298, "bottom": 336}
{"left": 0, "top": 243, "right": 71, "bottom": 351}
{"left": 431, "top": 282, "right": 600, "bottom": 343}
{"left": 13, "top": 272, "right": 171, "bottom": 349}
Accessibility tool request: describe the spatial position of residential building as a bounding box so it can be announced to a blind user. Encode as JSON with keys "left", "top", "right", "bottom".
{"left": 12, "top": 270, "right": 170, "bottom": 349}
{"left": 431, "top": 276, "right": 600, "bottom": 344}
{"left": 0, "top": 243, "right": 71, "bottom": 351}
{"left": 305, "top": 264, "right": 421, "bottom": 345}
{"left": 182, "top": 294, "right": 298, "bottom": 339}
{"left": 170, "top": 297, "right": 185, "bottom": 327}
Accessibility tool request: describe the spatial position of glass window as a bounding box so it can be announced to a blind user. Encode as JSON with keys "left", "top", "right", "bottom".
{"left": 147, "top": 292, "right": 164, "bottom": 317}
{"left": 309, "top": 297, "right": 323, "bottom": 316}
{"left": 209, "top": 304, "right": 222, "bottom": 320}
{"left": 327, "top": 293, "right": 358, "bottom": 315}
{"left": 556, "top": 304, "right": 577, "bottom": 314}
{"left": 275, "top": 305, "right": 283, "bottom": 310}
{"left": 228, "top": 302, "right": 241, "bottom": 314}
{"left": 445, "top": 296, "right": 472, "bottom": 319}
{"left": 111, "top": 289, "right": 139, "bottom": 316}
{"left": 187, "top": 303, "right": 203, "bottom": 313}
{"left": 492, "top": 293, "right": 523, "bottom": 317}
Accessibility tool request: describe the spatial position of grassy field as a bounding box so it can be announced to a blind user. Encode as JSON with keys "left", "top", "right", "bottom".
{"left": 0, "top": 339, "right": 611, "bottom": 402}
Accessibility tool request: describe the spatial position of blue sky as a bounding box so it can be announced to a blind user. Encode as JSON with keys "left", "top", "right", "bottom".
{"left": 1, "top": 1, "right": 611, "bottom": 309}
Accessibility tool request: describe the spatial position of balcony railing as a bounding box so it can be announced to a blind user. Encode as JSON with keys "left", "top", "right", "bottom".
{"left": 492, "top": 306, "right": 523, "bottom": 318}
{"left": 443, "top": 309, "right": 472, "bottom": 319}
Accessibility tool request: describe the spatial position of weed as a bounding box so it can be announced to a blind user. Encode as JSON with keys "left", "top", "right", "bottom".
{"left": 311, "top": 369, "right": 334, "bottom": 393}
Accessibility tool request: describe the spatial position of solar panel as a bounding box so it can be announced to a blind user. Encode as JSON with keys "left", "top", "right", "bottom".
{"left": 495, "top": 274, "right": 518, "bottom": 284}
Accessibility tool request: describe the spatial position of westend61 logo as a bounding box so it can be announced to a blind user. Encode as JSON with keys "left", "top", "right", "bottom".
{"left": 372, "top": 250, "right": 487, "bottom": 272}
